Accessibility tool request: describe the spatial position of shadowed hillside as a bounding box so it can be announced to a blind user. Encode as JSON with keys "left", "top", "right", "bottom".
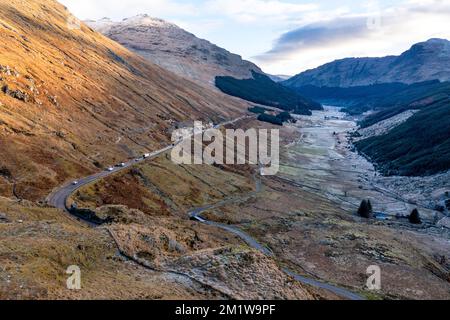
{"left": 356, "top": 97, "right": 450, "bottom": 176}
{"left": 216, "top": 71, "right": 322, "bottom": 115}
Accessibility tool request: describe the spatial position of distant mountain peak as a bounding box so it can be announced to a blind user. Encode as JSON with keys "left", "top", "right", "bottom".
{"left": 424, "top": 38, "right": 449, "bottom": 44}
{"left": 284, "top": 38, "right": 450, "bottom": 88}
{"left": 86, "top": 15, "right": 263, "bottom": 88}
{"left": 121, "top": 14, "right": 177, "bottom": 28}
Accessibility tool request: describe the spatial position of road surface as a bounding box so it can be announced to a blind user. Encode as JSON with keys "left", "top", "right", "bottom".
{"left": 47, "top": 146, "right": 173, "bottom": 213}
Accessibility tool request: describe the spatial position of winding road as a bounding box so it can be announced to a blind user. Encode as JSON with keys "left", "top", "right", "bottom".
{"left": 188, "top": 168, "right": 365, "bottom": 301}
{"left": 47, "top": 116, "right": 249, "bottom": 212}
{"left": 47, "top": 145, "right": 173, "bottom": 213}
{"left": 46, "top": 115, "right": 365, "bottom": 301}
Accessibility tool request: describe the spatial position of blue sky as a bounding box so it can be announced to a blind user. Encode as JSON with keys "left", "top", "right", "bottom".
{"left": 59, "top": 0, "right": 450, "bottom": 75}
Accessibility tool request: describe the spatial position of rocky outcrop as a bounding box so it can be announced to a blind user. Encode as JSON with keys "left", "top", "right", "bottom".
{"left": 355, "top": 110, "right": 419, "bottom": 141}
{"left": 0, "top": 212, "right": 9, "bottom": 223}
{"left": 108, "top": 222, "right": 315, "bottom": 300}
{"left": 95, "top": 205, "right": 149, "bottom": 224}
{"left": 166, "top": 247, "right": 314, "bottom": 300}
{"left": 2, "top": 85, "right": 30, "bottom": 102}
{"left": 285, "top": 38, "right": 450, "bottom": 88}
{"left": 86, "top": 15, "right": 263, "bottom": 88}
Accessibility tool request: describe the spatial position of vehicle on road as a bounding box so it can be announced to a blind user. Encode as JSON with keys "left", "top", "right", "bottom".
{"left": 106, "top": 167, "right": 114, "bottom": 172}
{"left": 117, "top": 162, "right": 126, "bottom": 167}
{"left": 72, "top": 181, "right": 79, "bottom": 185}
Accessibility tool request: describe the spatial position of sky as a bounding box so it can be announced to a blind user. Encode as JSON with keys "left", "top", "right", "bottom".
{"left": 59, "top": 0, "right": 450, "bottom": 75}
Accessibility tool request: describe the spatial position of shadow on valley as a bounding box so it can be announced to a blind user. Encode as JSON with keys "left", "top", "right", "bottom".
{"left": 216, "top": 71, "right": 322, "bottom": 115}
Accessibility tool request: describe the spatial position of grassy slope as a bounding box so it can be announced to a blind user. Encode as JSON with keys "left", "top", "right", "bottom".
{"left": 0, "top": 0, "right": 248, "bottom": 201}
{"left": 216, "top": 71, "right": 322, "bottom": 115}
{"left": 0, "top": 197, "right": 221, "bottom": 299}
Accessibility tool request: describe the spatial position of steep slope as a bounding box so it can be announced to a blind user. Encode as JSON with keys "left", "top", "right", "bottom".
{"left": 357, "top": 81, "right": 450, "bottom": 126}
{"left": 348, "top": 81, "right": 450, "bottom": 176}
{"left": 285, "top": 38, "right": 450, "bottom": 88}
{"left": 355, "top": 98, "right": 450, "bottom": 176}
{"left": 293, "top": 82, "right": 409, "bottom": 113}
{"left": 295, "top": 80, "right": 450, "bottom": 117}
{"left": 86, "top": 15, "right": 263, "bottom": 88}
{"left": 216, "top": 71, "right": 322, "bottom": 115}
{"left": 0, "top": 0, "right": 248, "bottom": 201}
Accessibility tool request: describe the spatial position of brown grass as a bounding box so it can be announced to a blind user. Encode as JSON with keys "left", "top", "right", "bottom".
{"left": 0, "top": 0, "right": 249, "bottom": 201}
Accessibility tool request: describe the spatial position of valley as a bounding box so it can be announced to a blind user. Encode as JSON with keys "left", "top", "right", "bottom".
{"left": 282, "top": 107, "right": 445, "bottom": 221}
{"left": 63, "top": 108, "right": 450, "bottom": 300}
{"left": 0, "top": 0, "right": 449, "bottom": 303}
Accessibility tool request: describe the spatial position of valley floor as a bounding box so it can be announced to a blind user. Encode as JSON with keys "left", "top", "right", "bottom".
{"left": 285, "top": 106, "right": 448, "bottom": 222}
{"left": 198, "top": 108, "right": 450, "bottom": 299}
{"left": 1, "top": 110, "right": 449, "bottom": 300}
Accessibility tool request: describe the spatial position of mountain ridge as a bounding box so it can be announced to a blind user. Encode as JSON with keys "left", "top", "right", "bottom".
{"left": 284, "top": 38, "right": 450, "bottom": 88}
{"left": 0, "top": 0, "right": 248, "bottom": 201}
{"left": 86, "top": 15, "right": 263, "bottom": 88}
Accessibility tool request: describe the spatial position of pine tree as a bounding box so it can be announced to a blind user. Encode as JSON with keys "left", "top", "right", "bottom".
{"left": 409, "top": 208, "right": 422, "bottom": 224}
{"left": 358, "top": 200, "right": 373, "bottom": 218}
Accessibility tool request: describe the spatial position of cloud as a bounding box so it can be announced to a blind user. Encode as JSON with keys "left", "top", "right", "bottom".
{"left": 58, "top": 0, "right": 196, "bottom": 20}
{"left": 253, "top": 0, "right": 450, "bottom": 74}
{"left": 59, "top": 0, "right": 450, "bottom": 75}
{"left": 204, "top": 0, "right": 318, "bottom": 23}
{"left": 261, "top": 16, "right": 369, "bottom": 57}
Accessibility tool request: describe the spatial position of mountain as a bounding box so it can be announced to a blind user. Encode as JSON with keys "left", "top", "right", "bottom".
{"left": 87, "top": 15, "right": 320, "bottom": 114}
{"left": 344, "top": 79, "right": 450, "bottom": 176}
{"left": 356, "top": 80, "right": 450, "bottom": 125}
{"left": 284, "top": 38, "right": 450, "bottom": 88}
{"left": 0, "top": 0, "right": 248, "bottom": 201}
{"left": 293, "top": 82, "right": 409, "bottom": 114}
{"left": 282, "top": 38, "right": 450, "bottom": 176}
{"left": 86, "top": 15, "right": 263, "bottom": 88}
{"left": 268, "top": 74, "right": 291, "bottom": 82}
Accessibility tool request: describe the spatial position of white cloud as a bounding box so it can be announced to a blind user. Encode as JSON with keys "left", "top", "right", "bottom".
{"left": 204, "top": 0, "right": 318, "bottom": 23}
{"left": 253, "top": 0, "right": 450, "bottom": 74}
